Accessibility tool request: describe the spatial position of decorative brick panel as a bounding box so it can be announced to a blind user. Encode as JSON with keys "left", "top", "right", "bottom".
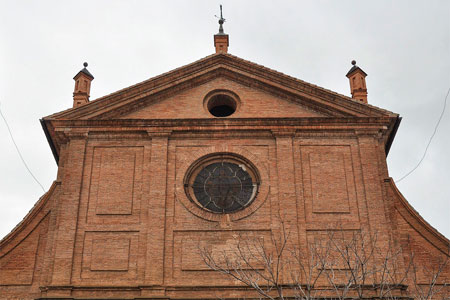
{"left": 86, "top": 145, "right": 144, "bottom": 224}
{"left": 179, "top": 231, "right": 271, "bottom": 271}
{"left": 90, "top": 237, "right": 131, "bottom": 271}
{"left": 309, "top": 152, "right": 350, "bottom": 213}
{"left": 81, "top": 231, "right": 139, "bottom": 281}
{"left": 299, "top": 144, "right": 361, "bottom": 229}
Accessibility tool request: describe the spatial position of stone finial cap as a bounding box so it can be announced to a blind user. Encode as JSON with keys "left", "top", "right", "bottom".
{"left": 73, "top": 62, "right": 94, "bottom": 80}
{"left": 346, "top": 60, "right": 367, "bottom": 77}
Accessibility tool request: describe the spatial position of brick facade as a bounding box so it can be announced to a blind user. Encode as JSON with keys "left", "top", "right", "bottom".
{"left": 0, "top": 50, "right": 448, "bottom": 299}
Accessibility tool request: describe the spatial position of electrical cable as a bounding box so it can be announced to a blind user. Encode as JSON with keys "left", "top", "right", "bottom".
{"left": 0, "top": 102, "right": 46, "bottom": 192}
{"left": 396, "top": 87, "right": 450, "bottom": 183}
{"left": 0, "top": 83, "right": 448, "bottom": 189}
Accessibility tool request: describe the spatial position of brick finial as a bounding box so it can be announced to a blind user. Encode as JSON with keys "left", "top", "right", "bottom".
{"left": 214, "top": 34, "right": 229, "bottom": 54}
{"left": 214, "top": 5, "right": 229, "bottom": 53}
{"left": 346, "top": 60, "right": 368, "bottom": 103}
{"left": 73, "top": 62, "right": 94, "bottom": 108}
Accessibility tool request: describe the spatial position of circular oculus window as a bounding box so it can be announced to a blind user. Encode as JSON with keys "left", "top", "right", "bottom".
{"left": 185, "top": 156, "right": 259, "bottom": 214}
{"left": 204, "top": 90, "right": 240, "bottom": 117}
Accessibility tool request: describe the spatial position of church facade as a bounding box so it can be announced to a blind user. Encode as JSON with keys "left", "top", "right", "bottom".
{"left": 0, "top": 24, "right": 448, "bottom": 299}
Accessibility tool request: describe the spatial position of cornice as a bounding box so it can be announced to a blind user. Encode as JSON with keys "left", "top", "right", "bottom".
{"left": 44, "top": 54, "right": 396, "bottom": 121}
{"left": 146, "top": 129, "right": 172, "bottom": 138}
{"left": 48, "top": 116, "right": 394, "bottom": 128}
{"left": 271, "top": 128, "right": 297, "bottom": 138}
{"left": 44, "top": 117, "right": 396, "bottom": 161}
{"left": 41, "top": 53, "right": 401, "bottom": 163}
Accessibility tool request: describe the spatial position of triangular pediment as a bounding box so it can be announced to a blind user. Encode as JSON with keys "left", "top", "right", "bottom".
{"left": 120, "top": 77, "right": 326, "bottom": 119}
{"left": 45, "top": 53, "right": 396, "bottom": 121}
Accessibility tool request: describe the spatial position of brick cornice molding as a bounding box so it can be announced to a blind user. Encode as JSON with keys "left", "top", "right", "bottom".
{"left": 45, "top": 117, "right": 396, "bottom": 162}
{"left": 62, "top": 129, "right": 89, "bottom": 140}
{"left": 49, "top": 116, "right": 394, "bottom": 129}
{"left": 355, "top": 128, "right": 385, "bottom": 139}
{"left": 271, "top": 128, "right": 297, "bottom": 138}
{"left": 146, "top": 129, "right": 172, "bottom": 138}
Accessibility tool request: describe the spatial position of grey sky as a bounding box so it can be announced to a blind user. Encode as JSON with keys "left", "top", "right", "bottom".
{"left": 0, "top": 0, "right": 449, "bottom": 239}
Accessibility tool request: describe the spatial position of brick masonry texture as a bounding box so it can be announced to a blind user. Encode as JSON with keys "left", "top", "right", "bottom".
{"left": 0, "top": 53, "right": 448, "bottom": 299}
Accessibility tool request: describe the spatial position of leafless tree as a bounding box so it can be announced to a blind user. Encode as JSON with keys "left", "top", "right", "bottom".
{"left": 201, "top": 224, "right": 291, "bottom": 299}
{"left": 408, "top": 246, "right": 449, "bottom": 300}
{"left": 313, "top": 229, "right": 411, "bottom": 300}
{"left": 199, "top": 222, "right": 448, "bottom": 300}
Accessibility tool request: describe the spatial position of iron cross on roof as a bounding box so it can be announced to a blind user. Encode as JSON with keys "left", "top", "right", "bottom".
{"left": 215, "top": 4, "right": 226, "bottom": 34}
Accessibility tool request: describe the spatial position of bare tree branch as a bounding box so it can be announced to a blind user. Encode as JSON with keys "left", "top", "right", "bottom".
{"left": 199, "top": 220, "right": 449, "bottom": 300}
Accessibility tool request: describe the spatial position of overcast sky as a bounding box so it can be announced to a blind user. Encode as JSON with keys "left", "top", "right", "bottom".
{"left": 0, "top": 0, "right": 449, "bottom": 239}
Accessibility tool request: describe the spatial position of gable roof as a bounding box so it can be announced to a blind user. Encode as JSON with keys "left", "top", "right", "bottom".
{"left": 44, "top": 53, "right": 396, "bottom": 120}
{"left": 41, "top": 53, "right": 400, "bottom": 163}
{"left": 73, "top": 67, "right": 94, "bottom": 80}
{"left": 346, "top": 64, "right": 367, "bottom": 77}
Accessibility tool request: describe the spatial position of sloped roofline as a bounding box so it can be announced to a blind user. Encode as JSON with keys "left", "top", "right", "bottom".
{"left": 386, "top": 177, "right": 449, "bottom": 254}
{"left": 44, "top": 53, "right": 397, "bottom": 120}
{"left": 0, "top": 181, "right": 59, "bottom": 248}
{"left": 41, "top": 52, "right": 400, "bottom": 163}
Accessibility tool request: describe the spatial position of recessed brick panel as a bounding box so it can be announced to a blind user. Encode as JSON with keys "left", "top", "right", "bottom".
{"left": 309, "top": 152, "right": 350, "bottom": 213}
{"left": 180, "top": 232, "right": 269, "bottom": 271}
{"left": 299, "top": 144, "right": 361, "bottom": 229}
{"left": 174, "top": 230, "right": 271, "bottom": 279}
{"left": 86, "top": 145, "right": 144, "bottom": 224}
{"left": 90, "top": 238, "right": 130, "bottom": 271}
{"left": 81, "top": 231, "right": 139, "bottom": 281}
{"left": 307, "top": 230, "right": 361, "bottom": 269}
{"left": 93, "top": 147, "right": 137, "bottom": 215}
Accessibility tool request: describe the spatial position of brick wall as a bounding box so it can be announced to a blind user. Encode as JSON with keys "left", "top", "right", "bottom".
{"left": 0, "top": 72, "right": 448, "bottom": 299}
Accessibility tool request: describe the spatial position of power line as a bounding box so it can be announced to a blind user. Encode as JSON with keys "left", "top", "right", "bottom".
{"left": 396, "top": 87, "right": 450, "bottom": 183}
{"left": 0, "top": 84, "right": 448, "bottom": 190}
{"left": 0, "top": 102, "right": 46, "bottom": 192}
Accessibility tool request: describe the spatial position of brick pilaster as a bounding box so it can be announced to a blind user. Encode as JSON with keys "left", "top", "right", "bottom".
{"left": 50, "top": 134, "right": 87, "bottom": 287}
{"left": 272, "top": 130, "right": 300, "bottom": 283}
{"left": 144, "top": 131, "right": 170, "bottom": 287}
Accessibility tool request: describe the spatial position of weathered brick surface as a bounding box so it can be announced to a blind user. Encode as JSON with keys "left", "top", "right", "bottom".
{"left": 0, "top": 53, "right": 448, "bottom": 299}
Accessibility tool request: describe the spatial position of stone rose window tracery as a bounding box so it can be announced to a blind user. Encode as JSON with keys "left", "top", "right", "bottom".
{"left": 184, "top": 155, "right": 259, "bottom": 214}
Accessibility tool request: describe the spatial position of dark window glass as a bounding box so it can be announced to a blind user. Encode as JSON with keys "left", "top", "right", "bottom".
{"left": 191, "top": 162, "right": 256, "bottom": 213}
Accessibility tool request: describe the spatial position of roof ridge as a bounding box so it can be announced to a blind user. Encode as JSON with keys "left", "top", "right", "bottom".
{"left": 45, "top": 53, "right": 222, "bottom": 119}
{"left": 92, "top": 53, "right": 219, "bottom": 103}
{"left": 45, "top": 53, "right": 396, "bottom": 120}
{"left": 222, "top": 53, "right": 394, "bottom": 115}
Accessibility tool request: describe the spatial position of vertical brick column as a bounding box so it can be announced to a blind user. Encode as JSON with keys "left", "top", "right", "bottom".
{"left": 55, "top": 143, "right": 68, "bottom": 182}
{"left": 50, "top": 133, "right": 87, "bottom": 288}
{"left": 144, "top": 131, "right": 170, "bottom": 289}
{"left": 272, "top": 130, "right": 300, "bottom": 283}
{"left": 357, "top": 133, "right": 390, "bottom": 230}
{"left": 357, "top": 132, "right": 393, "bottom": 277}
